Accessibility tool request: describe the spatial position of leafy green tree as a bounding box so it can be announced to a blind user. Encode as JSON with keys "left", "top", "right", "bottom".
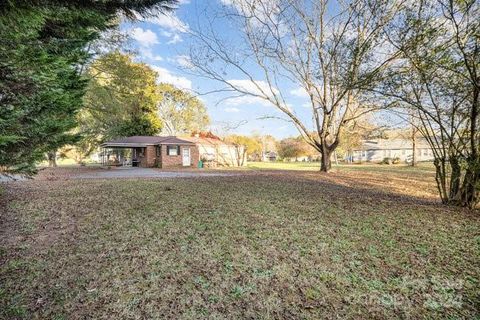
{"left": 336, "top": 117, "right": 383, "bottom": 161}
{"left": 157, "top": 83, "right": 210, "bottom": 135}
{"left": 0, "top": 0, "right": 175, "bottom": 174}
{"left": 225, "top": 135, "right": 262, "bottom": 166}
{"left": 277, "top": 137, "right": 315, "bottom": 161}
{"left": 79, "top": 52, "right": 162, "bottom": 149}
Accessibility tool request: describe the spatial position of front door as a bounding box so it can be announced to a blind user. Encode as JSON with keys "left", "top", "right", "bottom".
{"left": 182, "top": 147, "right": 190, "bottom": 166}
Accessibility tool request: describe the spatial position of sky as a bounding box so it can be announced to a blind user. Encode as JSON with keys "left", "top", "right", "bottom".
{"left": 120, "top": 0, "right": 316, "bottom": 138}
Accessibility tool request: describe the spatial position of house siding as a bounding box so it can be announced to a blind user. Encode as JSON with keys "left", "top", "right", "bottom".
{"left": 160, "top": 145, "right": 199, "bottom": 169}
{"left": 351, "top": 139, "right": 436, "bottom": 163}
{"left": 196, "top": 143, "right": 244, "bottom": 167}
{"left": 353, "top": 148, "right": 435, "bottom": 163}
{"left": 146, "top": 145, "right": 157, "bottom": 167}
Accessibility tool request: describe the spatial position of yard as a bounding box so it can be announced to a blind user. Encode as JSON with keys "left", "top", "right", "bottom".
{"left": 1, "top": 165, "right": 479, "bottom": 319}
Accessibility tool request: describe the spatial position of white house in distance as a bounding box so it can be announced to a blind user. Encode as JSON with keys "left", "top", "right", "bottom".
{"left": 352, "top": 138, "right": 435, "bottom": 163}
{"left": 184, "top": 136, "right": 246, "bottom": 167}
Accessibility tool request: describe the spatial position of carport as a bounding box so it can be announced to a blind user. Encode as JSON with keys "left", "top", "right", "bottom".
{"left": 100, "top": 136, "right": 165, "bottom": 167}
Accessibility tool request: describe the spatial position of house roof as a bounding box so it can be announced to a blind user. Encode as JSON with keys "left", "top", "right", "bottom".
{"left": 354, "top": 138, "right": 431, "bottom": 151}
{"left": 183, "top": 136, "right": 235, "bottom": 147}
{"left": 101, "top": 136, "right": 195, "bottom": 148}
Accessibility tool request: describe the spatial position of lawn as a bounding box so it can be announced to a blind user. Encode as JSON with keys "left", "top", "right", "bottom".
{"left": 247, "top": 160, "right": 436, "bottom": 175}
{"left": 0, "top": 167, "right": 479, "bottom": 319}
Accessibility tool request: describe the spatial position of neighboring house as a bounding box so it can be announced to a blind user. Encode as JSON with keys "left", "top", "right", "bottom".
{"left": 101, "top": 135, "right": 244, "bottom": 168}
{"left": 262, "top": 151, "right": 277, "bottom": 162}
{"left": 184, "top": 136, "right": 246, "bottom": 167}
{"left": 351, "top": 138, "right": 435, "bottom": 163}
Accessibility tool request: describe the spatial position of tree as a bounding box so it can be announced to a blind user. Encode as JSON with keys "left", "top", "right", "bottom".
{"left": 0, "top": 0, "right": 175, "bottom": 174}
{"left": 78, "top": 51, "right": 162, "bottom": 150}
{"left": 157, "top": 83, "right": 210, "bottom": 135}
{"left": 336, "top": 117, "right": 382, "bottom": 161}
{"left": 188, "top": 0, "right": 403, "bottom": 172}
{"left": 250, "top": 134, "right": 277, "bottom": 161}
{"left": 378, "top": 0, "right": 479, "bottom": 208}
{"left": 277, "top": 137, "right": 314, "bottom": 161}
{"left": 224, "top": 135, "right": 262, "bottom": 166}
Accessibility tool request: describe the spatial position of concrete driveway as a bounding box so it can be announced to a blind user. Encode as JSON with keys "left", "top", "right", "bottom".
{"left": 73, "top": 167, "right": 235, "bottom": 179}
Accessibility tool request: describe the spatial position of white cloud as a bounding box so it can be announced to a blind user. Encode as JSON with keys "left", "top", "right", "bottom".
{"left": 160, "top": 30, "right": 173, "bottom": 37}
{"left": 167, "top": 34, "right": 183, "bottom": 44}
{"left": 151, "top": 65, "right": 192, "bottom": 90}
{"left": 131, "top": 27, "right": 159, "bottom": 46}
{"left": 224, "top": 79, "right": 278, "bottom": 106}
{"left": 139, "top": 47, "right": 163, "bottom": 61}
{"left": 224, "top": 107, "right": 240, "bottom": 113}
{"left": 148, "top": 12, "right": 189, "bottom": 45}
{"left": 224, "top": 95, "right": 269, "bottom": 106}
{"left": 170, "top": 55, "right": 193, "bottom": 68}
{"left": 149, "top": 12, "right": 189, "bottom": 33}
{"left": 220, "top": 0, "right": 281, "bottom": 30}
{"left": 227, "top": 79, "right": 278, "bottom": 96}
{"left": 290, "top": 86, "right": 309, "bottom": 98}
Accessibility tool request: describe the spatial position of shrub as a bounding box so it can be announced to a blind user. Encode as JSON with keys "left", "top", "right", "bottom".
{"left": 381, "top": 157, "right": 393, "bottom": 165}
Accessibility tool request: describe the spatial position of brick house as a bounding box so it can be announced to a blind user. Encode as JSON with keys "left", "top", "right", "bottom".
{"left": 101, "top": 136, "right": 244, "bottom": 168}
{"left": 101, "top": 136, "right": 199, "bottom": 169}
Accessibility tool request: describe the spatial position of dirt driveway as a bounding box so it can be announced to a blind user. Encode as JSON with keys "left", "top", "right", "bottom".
{"left": 30, "top": 167, "right": 238, "bottom": 180}
{"left": 71, "top": 167, "right": 238, "bottom": 179}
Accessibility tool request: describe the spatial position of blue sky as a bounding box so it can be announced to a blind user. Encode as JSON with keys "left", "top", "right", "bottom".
{"left": 120, "top": 0, "right": 315, "bottom": 138}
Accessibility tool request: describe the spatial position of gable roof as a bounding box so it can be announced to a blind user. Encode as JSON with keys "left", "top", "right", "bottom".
{"left": 101, "top": 136, "right": 195, "bottom": 147}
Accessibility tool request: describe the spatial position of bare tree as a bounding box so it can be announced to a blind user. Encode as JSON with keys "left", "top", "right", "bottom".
{"left": 187, "top": 0, "right": 403, "bottom": 171}
{"left": 378, "top": 0, "right": 479, "bottom": 208}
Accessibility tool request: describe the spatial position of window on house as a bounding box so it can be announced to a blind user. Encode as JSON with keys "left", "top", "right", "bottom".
{"left": 156, "top": 146, "right": 161, "bottom": 157}
{"left": 167, "top": 145, "right": 180, "bottom": 156}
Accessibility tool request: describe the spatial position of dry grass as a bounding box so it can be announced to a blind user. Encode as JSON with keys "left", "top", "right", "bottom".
{"left": 1, "top": 166, "right": 479, "bottom": 319}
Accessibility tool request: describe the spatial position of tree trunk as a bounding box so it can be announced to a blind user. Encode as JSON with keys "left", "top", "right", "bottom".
{"left": 411, "top": 129, "right": 417, "bottom": 167}
{"left": 460, "top": 86, "right": 479, "bottom": 208}
{"left": 448, "top": 156, "right": 461, "bottom": 201}
{"left": 434, "top": 157, "right": 449, "bottom": 204}
{"left": 47, "top": 151, "right": 57, "bottom": 167}
{"left": 320, "top": 147, "right": 332, "bottom": 172}
{"left": 458, "top": 158, "right": 479, "bottom": 209}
